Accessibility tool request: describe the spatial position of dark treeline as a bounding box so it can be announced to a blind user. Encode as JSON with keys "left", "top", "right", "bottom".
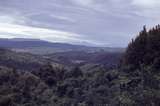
{"left": 120, "top": 25, "right": 160, "bottom": 105}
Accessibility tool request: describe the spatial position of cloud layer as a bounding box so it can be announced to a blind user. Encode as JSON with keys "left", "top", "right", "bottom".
{"left": 0, "top": 0, "right": 160, "bottom": 47}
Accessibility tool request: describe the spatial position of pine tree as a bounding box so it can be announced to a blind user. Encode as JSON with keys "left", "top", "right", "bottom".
{"left": 120, "top": 25, "right": 160, "bottom": 105}
{"left": 122, "top": 26, "right": 148, "bottom": 68}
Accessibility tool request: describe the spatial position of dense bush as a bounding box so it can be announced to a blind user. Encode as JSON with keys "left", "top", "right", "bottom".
{"left": 0, "top": 64, "right": 120, "bottom": 106}
{"left": 0, "top": 66, "right": 55, "bottom": 106}
{"left": 122, "top": 25, "right": 160, "bottom": 69}
{"left": 32, "top": 64, "right": 119, "bottom": 106}
{"left": 120, "top": 25, "right": 160, "bottom": 105}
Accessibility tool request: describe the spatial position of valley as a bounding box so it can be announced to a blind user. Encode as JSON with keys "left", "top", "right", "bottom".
{"left": 0, "top": 38, "right": 124, "bottom": 71}
{"left": 1, "top": 26, "right": 160, "bottom": 105}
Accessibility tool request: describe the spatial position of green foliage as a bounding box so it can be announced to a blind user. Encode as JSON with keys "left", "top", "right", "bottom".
{"left": 0, "top": 62, "right": 118, "bottom": 106}
{"left": 32, "top": 65, "right": 119, "bottom": 106}
{"left": 0, "top": 66, "right": 55, "bottom": 106}
{"left": 120, "top": 25, "right": 160, "bottom": 106}
{"left": 123, "top": 25, "right": 160, "bottom": 69}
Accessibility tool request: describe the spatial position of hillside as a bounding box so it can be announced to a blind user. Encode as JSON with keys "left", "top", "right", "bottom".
{"left": 0, "top": 48, "right": 60, "bottom": 71}
{"left": 0, "top": 38, "right": 125, "bottom": 54}
{"left": 0, "top": 41, "right": 122, "bottom": 105}
{"left": 0, "top": 48, "right": 121, "bottom": 71}
{"left": 47, "top": 51, "right": 122, "bottom": 68}
{"left": 120, "top": 25, "right": 160, "bottom": 105}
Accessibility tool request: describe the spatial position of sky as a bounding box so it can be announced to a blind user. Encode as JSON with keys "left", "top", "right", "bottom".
{"left": 0, "top": 0, "right": 160, "bottom": 47}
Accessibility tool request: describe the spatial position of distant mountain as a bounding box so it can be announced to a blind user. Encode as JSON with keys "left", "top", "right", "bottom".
{"left": 0, "top": 38, "right": 85, "bottom": 48}
{"left": 0, "top": 38, "right": 125, "bottom": 54}
{"left": 8, "top": 38, "right": 42, "bottom": 41}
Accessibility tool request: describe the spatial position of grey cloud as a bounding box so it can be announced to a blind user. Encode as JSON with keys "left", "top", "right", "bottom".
{"left": 0, "top": 0, "right": 159, "bottom": 47}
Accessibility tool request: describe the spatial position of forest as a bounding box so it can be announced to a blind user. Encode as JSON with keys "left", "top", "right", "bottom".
{"left": 0, "top": 25, "right": 160, "bottom": 106}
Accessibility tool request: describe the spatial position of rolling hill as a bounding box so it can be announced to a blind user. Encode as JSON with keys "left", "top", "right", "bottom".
{"left": 0, "top": 38, "right": 125, "bottom": 54}
{"left": 0, "top": 48, "right": 61, "bottom": 71}
{"left": 46, "top": 51, "right": 123, "bottom": 68}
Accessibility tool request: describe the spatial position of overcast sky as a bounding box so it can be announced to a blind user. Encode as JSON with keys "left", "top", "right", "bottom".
{"left": 0, "top": 0, "right": 160, "bottom": 47}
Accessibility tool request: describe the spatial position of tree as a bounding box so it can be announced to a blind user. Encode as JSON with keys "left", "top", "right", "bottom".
{"left": 120, "top": 25, "right": 160, "bottom": 105}
{"left": 122, "top": 26, "right": 148, "bottom": 68}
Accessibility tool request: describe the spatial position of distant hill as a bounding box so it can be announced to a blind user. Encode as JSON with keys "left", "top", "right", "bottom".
{"left": 0, "top": 48, "right": 60, "bottom": 70}
{"left": 0, "top": 38, "right": 125, "bottom": 54}
{"left": 0, "top": 48, "right": 122, "bottom": 70}
{"left": 47, "top": 51, "right": 123, "bottom": 68}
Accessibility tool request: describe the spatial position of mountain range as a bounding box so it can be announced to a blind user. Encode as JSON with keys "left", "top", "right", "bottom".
{"left": 0, "top": 38, "right": 125, "bottom": 54}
